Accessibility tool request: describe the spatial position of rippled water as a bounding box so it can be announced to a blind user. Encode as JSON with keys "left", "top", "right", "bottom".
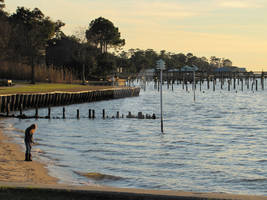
{"left": 1, "top": 80, "right": 267, "bottom": 195}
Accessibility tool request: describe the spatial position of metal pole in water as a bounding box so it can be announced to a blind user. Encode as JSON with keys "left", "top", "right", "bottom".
{"left": 160, "top": 68, "right": 163, "bottom": 133}
{"left": 193, "top": 70, "right": 196, "bottom": 102}
{"left": 157, "top": 59, "right": 166, "bottom": 133}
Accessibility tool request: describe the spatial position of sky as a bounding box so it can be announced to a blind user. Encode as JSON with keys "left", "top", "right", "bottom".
{"left": 4, "top": 0, "right": 267, "bottom": 71}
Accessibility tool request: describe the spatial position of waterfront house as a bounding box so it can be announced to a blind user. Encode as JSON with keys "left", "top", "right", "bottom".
{"left": 144, "top": 69, "right": 156, "bottom": 76}
{"left": 181, "top": 65, "right": 199, "bottom": 72}
{"left": 214, "top": 66, "right": 246, "bottom": 73}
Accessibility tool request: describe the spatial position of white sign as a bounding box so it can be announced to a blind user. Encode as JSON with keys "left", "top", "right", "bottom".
{"left": 156, "top": 59, "right": 166, "bottom": 70}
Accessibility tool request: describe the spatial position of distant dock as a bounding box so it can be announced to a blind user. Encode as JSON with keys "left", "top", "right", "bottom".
{"left": 144, "top": 71, "right": 267, "bottom": 83}
{"left": 139, "top": 71, "right": 267, "bottom": 92}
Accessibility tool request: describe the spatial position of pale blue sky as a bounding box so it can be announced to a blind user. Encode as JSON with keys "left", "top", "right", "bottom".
{"left": 5, "top": 0, "right": 267, "bottom": 71}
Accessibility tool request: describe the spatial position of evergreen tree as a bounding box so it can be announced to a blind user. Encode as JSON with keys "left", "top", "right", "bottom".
{"left": 86, "top": 17, "right": 125, "bottom": 53}
{"left": 9, "top": 7, "right": 58, "bottom": 84}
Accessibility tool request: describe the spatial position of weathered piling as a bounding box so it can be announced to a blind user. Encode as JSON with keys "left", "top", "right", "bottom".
{"left": 63, "top": 107, "right": 66, "bottom": 119}
{"left": 234, "top": 78, "right": 236, "bottom": 90}
{"left": 127, "top": 112, "right": 132, "bottom": 118}
{"left": 19, "top": 104, "right": 23, "bottom": 116}
{"left": 241, "top": 78, "right": 244, "bottom": 91}
{"left": 0, "top": 96, "right": 4, "bottom": 113}
{"left": 77, "top": 109, "right": 80, "bottom": 119}
{"left": 260, "top": 73, "right": 264, "bottom": 90}
{"left": 154, "top": 80, "right": 157, "bottom": 90}
{"left": 89, "top": 109, "right": 92, "bottom": 119}
{"left": 102, "top": 109, "right": 105, "bottom": 119}
{"left": 6, "top": 103, "right": 10, "bottom": 116}
{"left": 261, "top": 77, "right": 264, "bottom": 90}
{"left": 92, "top": 110, "right": 95, "bottom": 119}
{"left": 10, "top": 95, "right": 15, "bottom": 111}
{"left": 6, "top": 96, "right": 10, "bottom": 114}
{"left": 48, "top": 107, "right": 51, "bottom": 119}
{"left": 35, "top": 107, "right": 38, "bottom": 118}
{"left": 138, "top": 112, "right": 144, "bottom": 119}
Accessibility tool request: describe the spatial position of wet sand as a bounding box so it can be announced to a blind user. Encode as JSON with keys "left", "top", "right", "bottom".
{"left": 0, "top": 128, "right": 266, "bottom": 200}
{"left": 0, "top": 128, "right": 58, "bottom": 184}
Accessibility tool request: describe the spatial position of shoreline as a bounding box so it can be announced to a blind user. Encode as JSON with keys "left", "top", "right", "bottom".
{"left": 0, "top": 126, "right": 266, "bottom": 200}
{"left": 0, "top": 87, "right": 140, "bottom": 114}
{"left": 0, "top": 126, "right": 58, "bottom": 185}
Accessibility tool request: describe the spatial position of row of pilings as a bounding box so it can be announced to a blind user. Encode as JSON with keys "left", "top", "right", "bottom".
{"left": 139, "top": 71, "right": 266, "bottom": 92}
{"left": 142, "top": 71, "right": 267, "bottom": 82}
{"left": 0, "top": 87, "right": 140, "bottom": 114}
{"left": 150, "top": 76, "right": 265, "bottom": 92}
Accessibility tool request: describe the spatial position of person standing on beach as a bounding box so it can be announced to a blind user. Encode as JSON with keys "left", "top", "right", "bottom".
{"left": 24, "top": 124, "right": 37, "bottom": 161}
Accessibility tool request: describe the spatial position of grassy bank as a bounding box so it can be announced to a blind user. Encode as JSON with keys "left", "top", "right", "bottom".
{"left": 0, "top": 82, "right": 118, "bottom": 95}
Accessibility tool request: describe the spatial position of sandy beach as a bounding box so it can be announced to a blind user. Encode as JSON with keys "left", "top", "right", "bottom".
{"left": 0, "top": 127, "right": 58, "bottom": 185}
{"left": 0, "top": 126, "right": 266, "bottom": 200}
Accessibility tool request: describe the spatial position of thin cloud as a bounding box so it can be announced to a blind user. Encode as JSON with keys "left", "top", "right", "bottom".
{"left": 217, "top": 0, "right": 263, "bottom": 8}
{"left": 121, "top": 1, "right": 198, "bottom": 19}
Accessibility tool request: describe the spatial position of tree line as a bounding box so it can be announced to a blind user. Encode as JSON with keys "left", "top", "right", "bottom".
{"left": 0, "top": 0, "right": 233, "bottom": 83}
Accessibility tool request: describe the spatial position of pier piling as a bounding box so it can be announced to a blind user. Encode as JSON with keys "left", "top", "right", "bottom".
{"left": 89, "top": 109, "right": 91, "bottom": 119}
{"left": 63, "top": 107, "right": 66, "bottom": 119}
{"left": 77, "top": 109, "right": 80, "bottom": 119}
{"left": 116, "top": 111, "right": 120, "bottom": 119}
{"left": 138, "top": 112, "right": 144, "bottom": 119}
{"left": 48, "top": 107, "right": 51, "bottom": 119}
{"left": 92, "top": 110, "right": 95, "bottom": 119}
{"left": 35, "top": 107, "right": 38, "bottom": 118}
{"left": 20, "top": 104, "right": 23, "bottom": 116}
{"left": 6, "top": 103, "right": 10, "bottom": 116}
{"left": 102, "top": 109, "right": 105, "bottom": 119}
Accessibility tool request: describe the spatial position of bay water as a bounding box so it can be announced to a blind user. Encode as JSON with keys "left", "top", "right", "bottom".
{"left": 1, "top": 80, "right": 266, "bottom": 195}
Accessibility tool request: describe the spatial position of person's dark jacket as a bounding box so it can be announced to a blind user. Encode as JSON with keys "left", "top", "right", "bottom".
{"left": 24, "top": 127, "right": 34, "bottom": 144}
